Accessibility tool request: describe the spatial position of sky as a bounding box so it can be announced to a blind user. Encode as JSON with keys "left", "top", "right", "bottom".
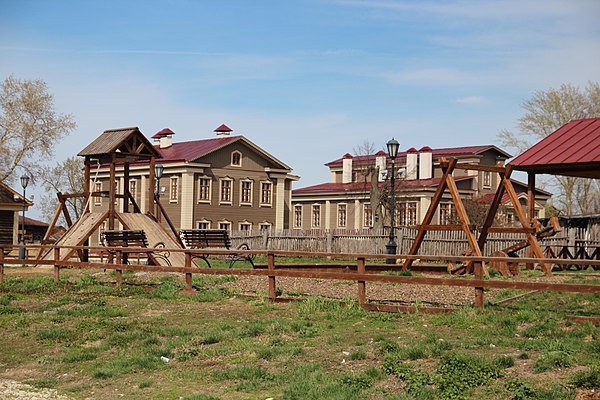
{"left": 1, "top": 0, "right": 600, "bottom": 218}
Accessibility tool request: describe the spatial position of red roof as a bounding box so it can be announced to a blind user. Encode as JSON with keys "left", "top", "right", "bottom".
{"left": 156, "top": 135, "right": 240, "bottom": 162}
{"left": 18, "top": 215, "right": 49, "bottom": 227}
{"left": 293, "top": 176, "right": 474, "bottom": 195}
{"left": 510, "top": 118, "right": 600, "bottom": 178}
{"left": 325, "top": 145, "right": 511, "bottom": 167}
{"left": 152, "top": 128, "right": 175, "bottom": 139}
{"left": 214, "top": 123, "right": 232, "bottom": 133}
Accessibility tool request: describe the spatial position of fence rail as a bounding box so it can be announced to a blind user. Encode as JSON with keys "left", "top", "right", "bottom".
{"left": 1, "top": 244, "right": 599, "bottom": 315}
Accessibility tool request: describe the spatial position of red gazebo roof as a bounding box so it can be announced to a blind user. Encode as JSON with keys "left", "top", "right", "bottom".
{"left": 510, "top": 118, "right": 600, "bottom": 178}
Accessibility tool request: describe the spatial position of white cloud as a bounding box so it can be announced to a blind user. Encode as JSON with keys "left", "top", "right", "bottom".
{"left": 454, "top": 96, "right": 488, "bottom": 105}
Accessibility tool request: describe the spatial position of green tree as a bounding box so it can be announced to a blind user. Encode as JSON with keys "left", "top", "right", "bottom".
{"left": 0, "top": 75, "right": 76, "bottom": 183}
{"left": 498, "top": 82, "right": 600, "bottom": 215}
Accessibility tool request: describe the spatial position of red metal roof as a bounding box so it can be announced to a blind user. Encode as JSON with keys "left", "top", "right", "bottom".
{"left": 155, "top": 135, "right": 240, "bottom": 162}
{"left": 325, "top": 145, "right": 511, "bottom": 167}
{"left": 510, "top": 118, "right": 600, "bottom": 178}
{"left": 293, "top": 176, "right": 473, "bottom": 195}
{"left": 214, "top": 123, "right": 232, "bottom": 133}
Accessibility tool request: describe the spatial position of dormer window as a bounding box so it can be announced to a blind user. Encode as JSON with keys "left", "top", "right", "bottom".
{"left": 231, "top": 151, "right": 242, "bottom": 167}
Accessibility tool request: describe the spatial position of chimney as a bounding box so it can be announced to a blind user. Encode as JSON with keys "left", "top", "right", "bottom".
{"left": 406, "top": 147, "right": 418, "bottom": 180}
{"left": 375, "top": 150, "right": 387, "bottom": 182}
{"left": 214, "top": 123, "right": 233, "bottom": 137}
{"left": 342, "top": 153, "right": 353, "bottom": 184}
{"left": 419, "top": 146, "right": 432, "bottom": 180}
{"left": 152, "top": 128, "right": 174, "bottom": 149}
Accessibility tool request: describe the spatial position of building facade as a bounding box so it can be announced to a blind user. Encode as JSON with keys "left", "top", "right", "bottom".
{"left": 292, "top": 145, "right": 550, "bottom": 231}
{"left": 0, "top": 180, "right": 32, "bottom": 249}
{"left": 89, "top": 125, "right": 298, "bottom": 236}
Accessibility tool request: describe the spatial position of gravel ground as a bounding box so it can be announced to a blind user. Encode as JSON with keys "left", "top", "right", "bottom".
{"left": 0, "top": 379, "right": 72, "bottom": 400}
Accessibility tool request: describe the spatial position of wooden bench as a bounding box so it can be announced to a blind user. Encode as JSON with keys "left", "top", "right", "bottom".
{"left": 179, "top": 229, "right": 254, "bottom": 268}
{"left": 101, "top": 230, "right": 171, "bottom": 266}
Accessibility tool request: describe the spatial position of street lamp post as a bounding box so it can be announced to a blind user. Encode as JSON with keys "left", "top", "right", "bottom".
{"left": 154, "top": 164, "right": 164, "bottom": 217}
{"left": 386, "top": 139, "right": 399, "bottom": 264}
{"left": 19, "top": 175, "right": 30, "bottom": 260}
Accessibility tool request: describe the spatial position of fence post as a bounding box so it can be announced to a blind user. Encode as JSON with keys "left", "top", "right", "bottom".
{"left": 115, "top": 250, "right": 122, "bottom": 288}
{"left": 184, "top": 251, "right": 193, "bottom": 293}
{"left": 268, "top": 252, "right": 276, "bottom": 301}
{"left": 0, "top": 248, "right": 4, "bottom": 284}
{"left": 53, "top": 247, "right": 60, "bottom": 283}
{"left": 262, "top": 230, "right": 269, "bottom": 250}
{"left": 357, "top": 257, "right": 366, "bottom": 306}
{"left": 474, "top": 261, "right": 484, "bottom": 308}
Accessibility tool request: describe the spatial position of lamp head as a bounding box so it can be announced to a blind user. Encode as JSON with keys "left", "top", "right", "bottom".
{"left": 155, "top": 164, "right": 164, "bottom": 180}
{"left": 386, "top": 138, "right": 400, "bottom": 160}
{"left": 20, "top": 175, "right": 30, "bottom": 189}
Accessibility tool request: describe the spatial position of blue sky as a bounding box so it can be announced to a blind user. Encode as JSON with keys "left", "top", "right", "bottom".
{"left": 1, "top": 0, "right": 600, "bottom": 216}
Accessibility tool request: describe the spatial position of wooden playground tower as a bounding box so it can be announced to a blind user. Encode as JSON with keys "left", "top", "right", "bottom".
{"left": 38, "top": 127, "right": 184, "bottom": 265}
{"left": 402, "top": 157, "right": 556, "bottom": 275}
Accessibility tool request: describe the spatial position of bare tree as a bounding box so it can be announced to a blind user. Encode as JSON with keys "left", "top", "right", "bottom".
{"left": 353, "top": 141, "right": 385, "bottom": 230}
{"left": 0, "top": 75, "right": 76, "bottom": 183}
{"left": 498, "top": 82, "right": 600, "bottom": 215}
{"left": 38, "top": 157, "right": 85, "bottom": 225}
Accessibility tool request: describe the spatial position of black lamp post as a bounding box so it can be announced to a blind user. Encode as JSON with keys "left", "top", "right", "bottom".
{"left": 154, "top": 164, "right": 164, "bottom": 216}
{"left": 19, "top": 175, "right": 30, "bottom": 260}
{"left": 386, "top": 139, "right": 399, "bottom": 264}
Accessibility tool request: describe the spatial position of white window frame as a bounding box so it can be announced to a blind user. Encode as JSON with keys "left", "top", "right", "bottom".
{"left": 219, "top": 178, "right": 233, "bottom": 204}
{"left": 311, "top": 204, "right": 321, "bottom": 228}
{"left": 240, "top": 179, "right": 253, "bottom": 206}
{"left": 198, "top": 177, "right": 212, "bottom": 204}
{"left": 293, "top": 204, "right": 303, "bottom": 229}
{"left": 239, "top": 221, "right": 252, "bottom": 231}
{"left": 218, "top": 220, "right": 232, "bottom": 232}
{"left": 94, "top": 182, "right": 102, "bottom": 206}
{"left": 170, "top": 176, "right": 179, "bottom": 203}
{"left": 337, "top": 203, "right": 347, "bottom": 228}
{"left": 259, "top": 222, "right": 272, "bottom": 231}
{"left": 128, "top": 179, "right": 137, "bottom": 205}
{"left": 231, "top": 150, "right": 242, "bottom": 167}
{"left": 363, "top": 203, "right": 373, "bottom": 228}
{"left": 196, "top": 219, "right": 211, "bottom": 230}
{"left": 260, "top": 181, "right": 273, "bottom": 207}
{"left": 483, "top": 171, "right": 491, "bottom": 189}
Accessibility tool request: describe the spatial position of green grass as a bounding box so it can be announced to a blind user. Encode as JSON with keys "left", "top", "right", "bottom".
{"left": 0, "top": 269, "right": 598, "bottom": 399}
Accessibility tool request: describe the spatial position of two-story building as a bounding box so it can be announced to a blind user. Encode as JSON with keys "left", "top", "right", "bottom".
{"left": 89, "top": 124, "right": 298, "bottom": 235}
{"left": 292, "top": 145, "right": 550, "bottom": 231}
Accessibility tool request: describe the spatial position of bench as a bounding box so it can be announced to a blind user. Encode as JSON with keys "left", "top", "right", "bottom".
{"left": 179, "top": 229, "right": 254, "bottom": 268}
{"left": 101, "top": 230, "right": 171, "bottom": 266}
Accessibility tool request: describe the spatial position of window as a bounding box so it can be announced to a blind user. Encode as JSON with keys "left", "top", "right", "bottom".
{"left": 170, "top": 176, "right": 179, "bottom": 202}
{"left": 294, "top": 205, "right": 302, "bottom": 229}
{"left": 399, "top": 202, "right": 418, "bottom": 226}
{"left": 220, "top": 178, "right": 233, "bottom": 203}
{"left": 114, "top": 180, "right": 119, "bottom": 205}
{"left": 483, "top": 171, "right": 491, "bottom": 188}
{"left": 239, "top": 221, "right": 252, "bottom": 231}
{"left": 439, "top": 203, "right": 456, "bottom": 225}
{"left": 94, "top": 182, "right": 102, "bottom": 206}
{"left": 128, "top": 179, "right": 137, "bottom": 205}
{"left": 337, "top": 204, "right": 347, "bottom": 228}
{"left": 363, "top": 203, "right": 373, "bottom": 228}
{"left": 311, "top": 204, "right": 321, "bottom": 228}
{"left": 218, "top": 221, "right": 232, "bottom": 232}
{"left": 196, "top": 220, "right": 211, "bottom": 230}
{"left": 260, "top": 181, "right": 272, "bottom": 206}
{"left": 240, "top": 179, "right": 253, "bottom": 205}
{"left": 259, "top": 222, "right": 272, "bottom": 231}
{"left": 231, "top": 151, "right": 242, "bottom": 167}
{"left": 198, "top": 177, "right": 211, "bottom": 203}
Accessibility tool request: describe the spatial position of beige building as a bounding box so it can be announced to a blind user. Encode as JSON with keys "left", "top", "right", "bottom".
{"left": 89, "top": 124, "right": 298, "bottom": 237}
{"left": 292, "top": 145, "right": 550, "bottom": 231}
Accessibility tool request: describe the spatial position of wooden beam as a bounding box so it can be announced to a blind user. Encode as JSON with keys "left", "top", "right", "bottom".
{"left": 148, "top": 157, "right": 155, "bottom": 217}
{"left": 423, "top": 224, "right": 476, "bottom": 231}
{"left": 447, "top": 162, "right": 507, "bottom": 173}
{"left": 403, "top": 158, "right": 456, "bottom": 270}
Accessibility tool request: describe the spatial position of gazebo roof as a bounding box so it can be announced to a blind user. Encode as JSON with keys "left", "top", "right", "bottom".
{"left": 510, "top": 118, "right": 600, "bottom": 178}
{"left": 78, "top": 127, "right": 160, "bottom": 163}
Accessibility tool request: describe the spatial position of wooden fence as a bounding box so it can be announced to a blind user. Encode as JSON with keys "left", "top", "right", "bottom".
{"left": 231, "top": 227, "right": 589, "bottom": 257}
